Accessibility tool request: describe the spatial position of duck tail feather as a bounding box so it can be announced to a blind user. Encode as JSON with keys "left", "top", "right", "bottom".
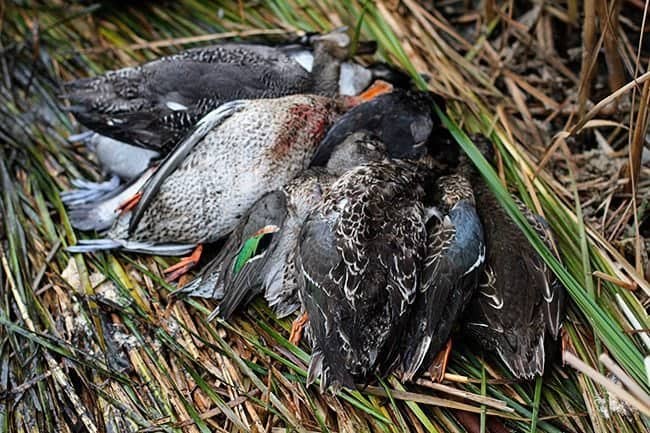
{"left": 66, "top": 239, "right": 195, "bottom": 256}
{"left": 172, "top": 267, "right": 223, "bottom": 300}
{"left": 66, "top": 239, "right": 123, "bottom": 253}
{"left": 307, "top": 350, "right": 324, "bottom": 388}
{"left": 497, "top": 332, "right": 546, "bottom": 380}
{"left": 67, "top": 203, "right": 120, "bottom": 232}
{"left": 120, "top": 242, "right": 196, "bottom": 256}
{"left": 401, "top": 335, "right": 432, "bottom": 382}
{"left": 65, "top": 167, "right": 154, "bottom": 231}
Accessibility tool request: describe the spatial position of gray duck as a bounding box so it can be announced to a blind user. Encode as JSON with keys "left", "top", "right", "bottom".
{"left": 63, "top": 31, "right": 402, "bottom": 156}
{"left": 462, "top": 134, "right": 566, "bottom": 379}
{"left": 65, "top": 90, "right": 388, "bottom": 278}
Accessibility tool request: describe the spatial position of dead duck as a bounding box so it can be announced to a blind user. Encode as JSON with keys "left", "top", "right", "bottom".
{"left": 178, "top": 89, "right": 452, "bottom": 319}
{"left": 66, "top": 87, "right": 390, "bottom": 279}
{"left": 297, "top": 158, "right": 484, "bottom": 391}
{"left": 462, "top": 134, "right": 566, "bottom": 379}
{"left": 401, "top": 172, "right": 485, "bottom": 382}
{"left": 180, "top": 168, "right": 337, "bottom": 320}
{"left": 63, "top": 31, "right": 395, "bottom": 155}
{"left": 296, "top": 159, "right": 431, "bottom": 391}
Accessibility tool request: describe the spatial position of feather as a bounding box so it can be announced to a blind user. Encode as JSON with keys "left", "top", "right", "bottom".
{"left": 129, "top": 100, "right": 247, "bottom": 233}
{"left": 67, "top": 239, "right": 195, "bottom": 255}
{"left": 402, "top": 176, "right": 484, "bottom": 381}
{"left": 66, "top": 168, "right": 154, "bottom": 232}
{"left": 61, "top": 176, "right": 121, "bottom": 207}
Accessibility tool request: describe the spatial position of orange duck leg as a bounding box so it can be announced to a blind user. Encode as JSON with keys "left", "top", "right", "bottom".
{"left": 164, "top": 244, "right": 204, "bottom": 282}
{"left": 289, "top": 312, "right": 309, "bottom": 345}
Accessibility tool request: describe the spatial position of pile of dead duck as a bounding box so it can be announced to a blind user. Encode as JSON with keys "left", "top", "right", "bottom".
{"left": 62, "top": 29, "right": 566, "bottom": 392}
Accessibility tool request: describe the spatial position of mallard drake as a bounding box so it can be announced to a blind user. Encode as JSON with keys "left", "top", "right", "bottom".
{"left": 63, "top": 31, "right": 392, "bottom": 155}
{"left": 462, "top": 135, "right": 566, "bottom": 379}
{"left": 65, "top": 89, "right": 391, "bottom": 278}
{"left": 179, "top": 89, "right": 449, "bottom": 318}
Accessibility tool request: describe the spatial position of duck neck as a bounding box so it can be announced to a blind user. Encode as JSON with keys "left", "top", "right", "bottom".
{"left": 311, "top": 46, "right": 343, "bottom": 96}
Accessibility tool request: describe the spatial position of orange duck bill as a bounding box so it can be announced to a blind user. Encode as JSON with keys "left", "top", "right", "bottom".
{"left": 356, "top": 80, "right": 394, "bottom": 102}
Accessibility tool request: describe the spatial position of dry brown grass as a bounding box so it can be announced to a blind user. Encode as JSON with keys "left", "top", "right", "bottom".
{"left": 0, "top": 1, "right": 648, "bottom": 432}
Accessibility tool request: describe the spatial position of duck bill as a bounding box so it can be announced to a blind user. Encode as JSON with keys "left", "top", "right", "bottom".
{"left": 356, "top": 80, "right": 394, "bottom": 102}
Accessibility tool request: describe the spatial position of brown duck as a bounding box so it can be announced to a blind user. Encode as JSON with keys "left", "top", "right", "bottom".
{"left": 462, "top": 134, "right": 566, "bottom": 379}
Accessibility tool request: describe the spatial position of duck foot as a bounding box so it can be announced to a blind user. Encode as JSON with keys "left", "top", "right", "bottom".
{"left": 289, "top": 312, "right": 309, "bottom": 345}
{"left": 357, "top": 80, "right": 393, "bottom": 102}
{"left": 116, "top": 191, "right": 142, "bottom": 214}
{"left": 163, "top": 245, "right": 203, "bottom": 282}
{"left": 61, "top": 176, "right": 121, "bottom": 206}
{"left": 429, "top": 339, "right": 453, "bottom": 382}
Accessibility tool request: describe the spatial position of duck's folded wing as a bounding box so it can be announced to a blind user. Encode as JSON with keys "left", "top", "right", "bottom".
{"left": 402, "top": 201, "right": 485, "bottom": 380}
{"left": 129, "top": 100, "right": 247, "bottom": 233}
{"left": 211, "top": 191, "right": 288, "bottom": 320}
{"left": 175, "top": 191, "right": 287, "bottom": 317}
{"left": 520, "top": 207, "right": 566, "bottom": 340}
{"left": 297, "top": 213, "right": 356, "bottom": 391}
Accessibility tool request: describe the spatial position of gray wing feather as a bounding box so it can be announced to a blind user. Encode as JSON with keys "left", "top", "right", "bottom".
{"left": 129, "top": 100, "right": 246, "bottom": 233}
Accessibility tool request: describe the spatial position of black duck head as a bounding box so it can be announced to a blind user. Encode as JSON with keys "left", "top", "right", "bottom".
{"left": 310, "top": 89, "right": 448, "bottom": 166}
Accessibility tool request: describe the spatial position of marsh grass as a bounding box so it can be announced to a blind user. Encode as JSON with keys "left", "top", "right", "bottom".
{"left": 0, "top": 1, "right": 648, "bottom": 432}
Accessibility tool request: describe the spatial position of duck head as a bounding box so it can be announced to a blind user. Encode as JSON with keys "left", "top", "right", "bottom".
{"left": 311, "top": 89, "right": 451, "bottom": 168}
{"left": 324, "top": 133, "right": 388, "bottom": 175}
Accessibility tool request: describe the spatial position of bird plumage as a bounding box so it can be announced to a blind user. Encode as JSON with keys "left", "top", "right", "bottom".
{"left": 66, "top": 94, "right": 351, "bottom": 255}
{"left": 297, "top": 160, "right": 429, "bottom": 391}
{"left": 62, "top": 32, "right": 369, "bottom": 154}
{"left": 462, "top": 134, "right": 566, "bottom": 379}
{"left": 401, "top": 174, "right": 485, "bottom": 381}
{"left": 180, "top": 90, "right": 446, "bottom": 320}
